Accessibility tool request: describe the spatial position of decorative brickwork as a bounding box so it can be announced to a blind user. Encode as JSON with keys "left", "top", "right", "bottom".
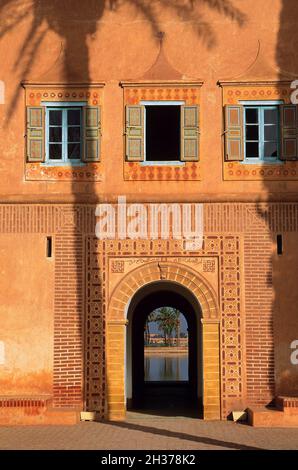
{"left": 104, "top": 257, "right": 220, "bottom": 420}
{"left": 276, "top": 396, "right": 298, "bottom": 409}
{"left": 84, "top": 237, "right": 106, "bottom": 416}
{"left": 53, "top": 233, "right": 84, "bottom": 408}
{"left": 84, "top": 234, "right": 242, "bottom": 420}
{"left": 1, "top": 202, "right": 295, "bottom": 421}
{"left": 0, "top": 397, "right": 51, "bottom": 408}
{"left": 244, "top": 230, "right": 275, "bottom": 406}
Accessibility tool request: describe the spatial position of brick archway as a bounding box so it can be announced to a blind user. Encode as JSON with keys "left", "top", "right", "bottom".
{"left": 106, "top": 261, "right": 221, "bottom": 421}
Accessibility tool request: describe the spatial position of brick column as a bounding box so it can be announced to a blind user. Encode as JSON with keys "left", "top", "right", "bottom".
{"left": 53, "top": 233, "right": 83, "bottom": 409}
{"left": 202, "top": 320, "right": 221, "bottom": 420}
{"left": 106, "top": 319, "right": 127, "bottom": 420}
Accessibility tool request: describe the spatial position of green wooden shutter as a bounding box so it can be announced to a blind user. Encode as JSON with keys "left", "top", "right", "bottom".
{"left": 26, "top": 106, "right": 45, "bottom": 162}
{"left": 224, "top": 105, "right": 244, "bottom": 161}
{"left": 125, "top": 105, "right": 144, "bottom": 162}
{"left": 280, "top": 104, "right": 298, "bottom": 160}
{"left": 83, "top": 106, "right": 101, "bottom": 162}
{"left": 181, "top": 105, "right": 200, "bottom": 161}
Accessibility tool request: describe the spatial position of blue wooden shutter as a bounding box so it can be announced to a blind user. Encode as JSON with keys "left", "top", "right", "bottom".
{"left": 224, "top": 105, "right": 244, "bottom": 161}
{"left": 26, "top": 106, "right": 45, "bottom": 162}
{"left": 125, "top": 105, "right": 144, "bottom": 162}
{"left": 181, "top": 105, "right": 200, "bottom": 161}
{"left": 83, "top": 106, "right": 101, "bottom": 162}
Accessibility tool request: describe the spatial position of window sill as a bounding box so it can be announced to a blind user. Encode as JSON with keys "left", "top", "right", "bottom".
{"left": 41, "top": 161, "right": 86, "bottom": 167}
{"left": 140, "top": 161, "right": 185, "bottom": 166}
{"left": 241, "top": 160, "right": 284, "bottom": 165}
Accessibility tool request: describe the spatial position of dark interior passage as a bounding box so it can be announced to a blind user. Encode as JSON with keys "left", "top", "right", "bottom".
{"left": 128, "top": 284, "right": 202, "bottom": 417}
{"left": 145, "top": 105, "right": 180, "bottom": 161}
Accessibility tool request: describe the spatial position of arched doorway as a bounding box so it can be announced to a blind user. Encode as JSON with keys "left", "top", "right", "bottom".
{"left": 126, "top": 281, "right": 203, "bottom": 416}
{"left": 106, "top": 261, "right": 220, "bottom": 421}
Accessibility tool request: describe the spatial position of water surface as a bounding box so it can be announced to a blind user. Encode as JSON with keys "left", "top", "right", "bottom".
{"left": 144, "top": 354, "right": 188, "bottom": 381}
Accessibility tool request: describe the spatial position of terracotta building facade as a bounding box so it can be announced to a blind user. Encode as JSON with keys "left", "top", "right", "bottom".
{"left": 0, "top": 0, "right": 298, "bottom": 426}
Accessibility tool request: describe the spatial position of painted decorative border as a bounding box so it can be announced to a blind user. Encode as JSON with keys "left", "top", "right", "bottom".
{"left": 124, "top": 161, "right": 201, "bottom": 181}
{"left": 220, "top": 83, "right": 298, "bottom": 181}
{"left": 23, "top": 83, "right": 104, "bottom": 182}
{"left": 25, "top": 162, "right": 102, "bottom": 182}
{"left": 123, "top": 85, "right": 202, "bottom": 181}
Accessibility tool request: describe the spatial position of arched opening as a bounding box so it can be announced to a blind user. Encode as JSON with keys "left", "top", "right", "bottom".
{"left": 126, "top": 281, "right": 203, "bottom": 417}
{"left": 144, "top": 307, "right": 189, "bottom": 383}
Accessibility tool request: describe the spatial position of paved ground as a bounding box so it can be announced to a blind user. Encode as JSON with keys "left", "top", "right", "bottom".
{"left": 0, "top": 413, "right": 298, "bottom": 450}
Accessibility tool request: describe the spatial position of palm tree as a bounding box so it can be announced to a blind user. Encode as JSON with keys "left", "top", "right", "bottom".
{"left": 155, "top": 306, "right": 180, "bottom": 346}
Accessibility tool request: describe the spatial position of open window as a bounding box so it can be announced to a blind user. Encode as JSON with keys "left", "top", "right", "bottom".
{"left": 146, "top": 105, "right": 180, "bottom": 162}
{"left": 125, "top": 102, "right": 199, "bottom": 163}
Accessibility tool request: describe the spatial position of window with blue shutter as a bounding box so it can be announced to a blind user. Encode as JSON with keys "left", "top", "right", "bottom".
{"left": 43, "top": 103, "right": 101, "bottom": 165}
{"left": 244, "top": 105, "right": 280, "bottom": 162}
{"left": 46, "top": 107, "right": 82, "bottom": 164}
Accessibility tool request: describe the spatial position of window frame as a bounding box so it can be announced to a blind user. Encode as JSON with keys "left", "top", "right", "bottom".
{"left": 240, "top": 100, "right": 283, "bottom": 164}
{"left": 43, "top": 101, "right": 86, "bottom": 166}
{"left": 140, "top": 100, "right": 185, "bottom": 166}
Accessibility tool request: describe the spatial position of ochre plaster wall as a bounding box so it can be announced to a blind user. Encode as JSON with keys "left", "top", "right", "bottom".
{"left": 0, "top": 1, "right": 298, "bottom": 424}
{"left": 0, "top": 234, "right": 54, "bottom": 395}
{"left": 0, "top": 0, "right": 297, "bottom": 201}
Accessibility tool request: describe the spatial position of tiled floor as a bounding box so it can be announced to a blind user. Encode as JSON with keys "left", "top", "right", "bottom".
{"left": 0, "top": 413, "right": 298, "bottom": 450}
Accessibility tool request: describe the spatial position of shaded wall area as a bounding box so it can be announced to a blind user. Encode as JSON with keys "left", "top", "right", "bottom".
{"left": 271, "top": 0, "right": 298, "bottom": 397}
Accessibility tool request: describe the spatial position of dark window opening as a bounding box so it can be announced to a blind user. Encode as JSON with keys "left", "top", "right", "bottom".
{"left": 46, "top": 236, "right": 52, "bottom": 258}
{"left": 277, "top": 234, "right": 283, "bottom": 255}
{"left": 146, "top": 105, "right": 180, "bottom": 161}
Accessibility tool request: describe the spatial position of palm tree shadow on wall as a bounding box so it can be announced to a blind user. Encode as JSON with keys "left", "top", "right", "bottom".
{"left": 250, "top": 0, "right": 298, "bottom": 407}
{"left": 0, "top": 0, "right": 247, "bottom": 417}
{"left": 265, "top": 0, "right": 298, "bottom": 400}
{"left": 0, "top": 0, "right": 247, "bottom": 121}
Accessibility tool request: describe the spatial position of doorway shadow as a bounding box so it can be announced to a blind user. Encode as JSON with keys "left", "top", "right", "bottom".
{"left": 105, "top": 420, "right": 262, "bottom": 450}
{"left": 130, "top": 381, "right": 202, "bottom": 418}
